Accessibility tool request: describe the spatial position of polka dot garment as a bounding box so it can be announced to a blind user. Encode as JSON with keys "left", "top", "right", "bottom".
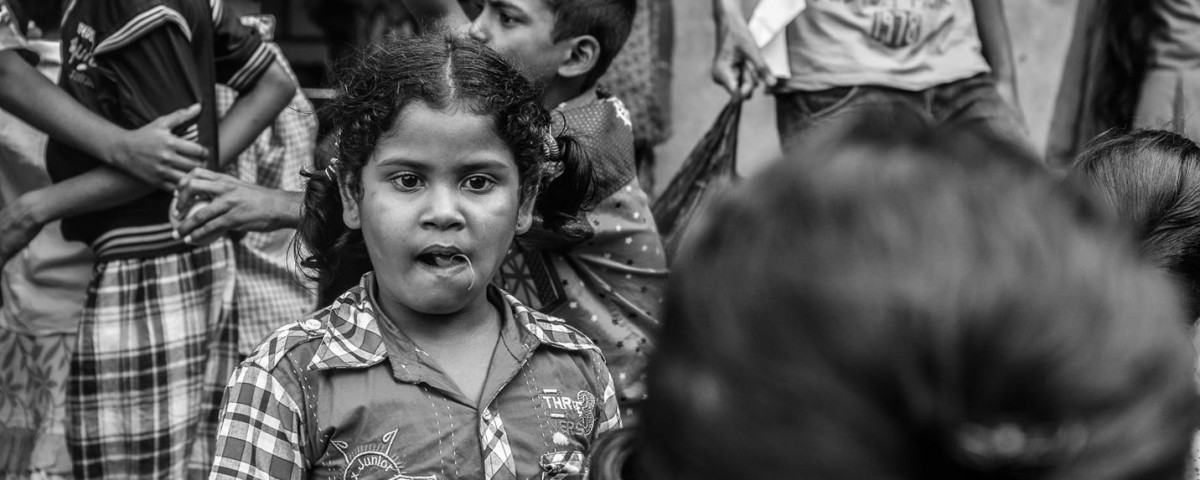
{"left": 495, "top": 92, "right": 668, "bottom": 425}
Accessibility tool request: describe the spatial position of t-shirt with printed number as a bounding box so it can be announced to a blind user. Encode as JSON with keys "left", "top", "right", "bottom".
{"left": 777, "top": 0, "right": 991, "bottom": 92}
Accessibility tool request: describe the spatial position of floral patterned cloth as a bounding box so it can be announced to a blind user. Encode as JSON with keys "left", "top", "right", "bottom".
{"left": 0, "top": 330, "right": 73, "bottom": 479}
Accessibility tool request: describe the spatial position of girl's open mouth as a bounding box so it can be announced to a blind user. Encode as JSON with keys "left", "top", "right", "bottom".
{"left": 416, "top": 253, "right": 468, "bottom": 268}
{"left": 415, "top": 250, "right": 477, "bottom": 290}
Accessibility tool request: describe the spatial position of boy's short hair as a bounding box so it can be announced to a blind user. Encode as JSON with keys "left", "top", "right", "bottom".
{"left": 1071, "top": 129, "right": 1200, "bottom": 320}
{"left": 546, "top": 0, "right": 635, "bottom": 88}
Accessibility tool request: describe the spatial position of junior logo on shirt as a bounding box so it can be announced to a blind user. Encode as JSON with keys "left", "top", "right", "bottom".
{"left": 332, "top": 429, "right": 435, "bottom": 480}
{"left": 539, "top": 389, "right": 596, "bottom": 440}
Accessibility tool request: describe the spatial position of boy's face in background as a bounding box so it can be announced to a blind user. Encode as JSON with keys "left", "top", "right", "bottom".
{"left": 469, "top": 0, "right": 568, "bottom": 86}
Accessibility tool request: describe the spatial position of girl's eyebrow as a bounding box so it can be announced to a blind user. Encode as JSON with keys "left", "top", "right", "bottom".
{"left": 457, "top": 157, "right": 514, "bottom": 172}
{"left": 375, "top": 156, "right": 514, "bottom": 173}
{"left": 453, "top": 158, "right": 519, "bottom": 178}
{"left": 374, "top": 157, "right": 428, "bottom": 169}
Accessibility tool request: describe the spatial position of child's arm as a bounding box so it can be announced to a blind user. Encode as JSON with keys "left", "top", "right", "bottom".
{"left": 0, "top": 168, "right": 147, "bottom": 266}
{"left": 215, "top": 59, "right": 296, "bottom": 170}
{"left": 171, "top": 58, "right": 299, "bottom": 243}
{"left": 166, "top": 10, "right": 300, "bottom": 242}
{"left": 171, "top": 168, "right": 302, "bottom": 244}
{"left": 0, "top": 23, "right": 226, "bottom": 264}
{"left": 0, "top": 50, "right": 207, "bottom": 190}
{"left": 211, "top": 363, "right": 306, "bottom": 479}
{"left": 971, "top": 0, "right": 1024, "bottom": 125}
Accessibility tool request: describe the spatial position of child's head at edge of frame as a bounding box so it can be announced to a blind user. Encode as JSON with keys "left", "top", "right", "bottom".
{"left": 468, "top": 0, "right": 636, "bottom": 107}
{"left": 624, "top": 118, "right": 1200, "bottom": 480}
{"left": 299, "top": 33, "right": 592, "bottom": 308}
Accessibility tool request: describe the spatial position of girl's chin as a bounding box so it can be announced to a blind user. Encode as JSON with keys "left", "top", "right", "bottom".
{"left": 411, "top": 303, "right": 475, "bottom": 317}
{"left": 376, "top": 269, "right": 494, "bottom": 315}
{"left": 405, "top": 287, "right": 486, "bottom": 316}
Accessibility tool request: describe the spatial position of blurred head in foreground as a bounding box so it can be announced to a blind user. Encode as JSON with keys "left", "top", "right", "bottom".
{"left": 613, "top": 119, "right": 1200, "bottom": 480}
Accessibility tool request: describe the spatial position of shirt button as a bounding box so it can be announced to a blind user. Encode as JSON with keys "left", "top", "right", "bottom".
{"left": 303, "top": 319, "right": 322, "bottom": 331}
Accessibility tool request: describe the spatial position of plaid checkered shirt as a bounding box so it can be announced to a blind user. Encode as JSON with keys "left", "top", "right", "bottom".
{"left": 210, "top": 273, "right": 621, "bottom": 479}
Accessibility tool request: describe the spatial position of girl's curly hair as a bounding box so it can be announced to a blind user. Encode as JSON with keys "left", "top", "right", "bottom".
{"left": 299, "top": 33, "right": 593, "bottom": 304}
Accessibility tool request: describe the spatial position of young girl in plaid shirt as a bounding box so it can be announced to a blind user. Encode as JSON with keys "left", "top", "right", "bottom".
{"left": 210, "top": 33, "right": 620, "bottom": 480}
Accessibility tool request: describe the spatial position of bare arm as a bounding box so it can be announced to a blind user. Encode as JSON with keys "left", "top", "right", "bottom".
{"left": 216, "top": 59, "right": 296, "bottom": 169}
{"left": 0, "top": 51, "right": 207, "bottom": 189}
{"left": 172, "top": 168, "right": 302, "bottom": 245}
{"left": 971, "top": 0, "right": 1023, "bottom": 122}
{"left": 3, "top": 60, "right": 297, "bottom": 256}
{"left": 173, "top": 59, "right": 300, "bottom": 243}
{"left": 711, "top": 0, "right": 775, "bottom": 98}
{"left": 0, "top": 167, "right": 147, "bottom": 266}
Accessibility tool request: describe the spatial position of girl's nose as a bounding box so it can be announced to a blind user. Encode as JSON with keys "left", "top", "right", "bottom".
{"left": 420, "top": 186, "right": 466, "bottom": 231}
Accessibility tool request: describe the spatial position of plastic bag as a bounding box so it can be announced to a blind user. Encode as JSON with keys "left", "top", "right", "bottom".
{"left": 652, "top": 99, "right": 742, "bottom": 262}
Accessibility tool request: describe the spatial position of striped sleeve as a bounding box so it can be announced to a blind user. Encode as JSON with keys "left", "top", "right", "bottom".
{"left": 210, "top": 363, "right": 306, "bottom": 479}
{"left": 93, "top": 5, "right": 192, "bottom": 55}
{"left": 593, "top": 352, "right": 622, "bottom": 436}
{"left": 212, "top": 2, "right": 274, "bottom": 91}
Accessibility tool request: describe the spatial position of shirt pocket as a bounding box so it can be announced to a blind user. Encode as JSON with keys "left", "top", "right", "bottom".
{"left": 539, "top": 450, "right": 586, "bottom": 480}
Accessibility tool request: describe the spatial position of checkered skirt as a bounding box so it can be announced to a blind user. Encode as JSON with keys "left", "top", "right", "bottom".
{"left": 66, "top": 241, "right": 238, "bottom": 479}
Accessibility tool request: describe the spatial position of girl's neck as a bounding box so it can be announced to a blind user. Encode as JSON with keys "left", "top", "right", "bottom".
{"left": 373, "top": 282, "right": 501, "bottom": 350}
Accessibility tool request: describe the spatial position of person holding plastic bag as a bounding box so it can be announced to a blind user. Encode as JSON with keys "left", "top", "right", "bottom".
{"left": 711, "top": 0, "right": 1034, "bottom": 157}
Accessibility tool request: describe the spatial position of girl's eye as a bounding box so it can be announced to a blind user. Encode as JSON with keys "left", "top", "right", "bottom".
{"left": 499, "top": 12, "right": 517, "bottom": 24}
{"left": 392, "top": 173, "right": 423, "bottom": 190}
{"left": 463, "top": 175, "right": 495, "bottom": 192}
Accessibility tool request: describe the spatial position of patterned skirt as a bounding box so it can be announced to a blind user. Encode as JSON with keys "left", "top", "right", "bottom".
{"left": 0, "top": 330, "right": 74, "bottom": 479}
{"left": 66, "top": 241, "right": 237, "bottom": 479}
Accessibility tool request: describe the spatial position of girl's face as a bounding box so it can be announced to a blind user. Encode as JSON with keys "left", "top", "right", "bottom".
{"left": 341, "top": 102, "right": 535, "bottom": 318}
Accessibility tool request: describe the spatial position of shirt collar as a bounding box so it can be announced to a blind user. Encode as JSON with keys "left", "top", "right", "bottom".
{"left": 308, "top": 273, "right": 600, "bottom": 371}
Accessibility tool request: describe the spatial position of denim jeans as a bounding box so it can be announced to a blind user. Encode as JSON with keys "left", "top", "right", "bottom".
{"left": 774, "top": 74, "right": 1036, "bottom": 160}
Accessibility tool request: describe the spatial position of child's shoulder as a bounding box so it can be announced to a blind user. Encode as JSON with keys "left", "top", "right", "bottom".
{"left": 502, "top": 289, "right": 605, "bottom": 357}
{"left": 558, "top": 91, "right": 633, "bottom": 136}
{"left": 72, "top": 0, "right": 205, "bottom": 28}
{"left": 557, "top": 91, "right": 638, "bottom": 199}
{"left": 241, "top": 308, "right": 332, "bottom": 373}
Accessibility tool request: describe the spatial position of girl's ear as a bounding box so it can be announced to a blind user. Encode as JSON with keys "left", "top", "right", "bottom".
{"left": 557, "top": 35, "right": 599, "bottom": 81}
{"left": 339, "top": 179, "right": 362, "bottom": 229}
{"left": 516, "top": 187, "right": 538, "bottom": 234}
